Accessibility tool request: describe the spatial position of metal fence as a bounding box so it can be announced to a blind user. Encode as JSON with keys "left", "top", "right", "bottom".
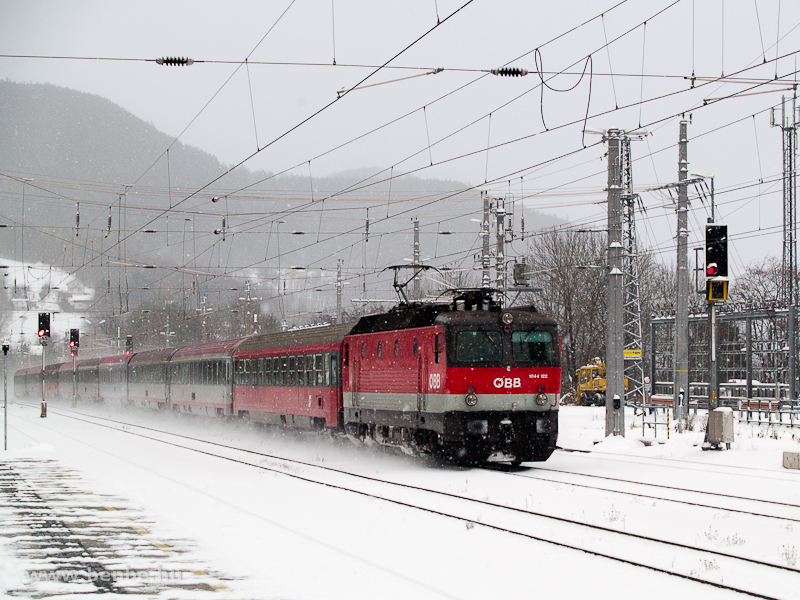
{"left": 650, "top": 306, "right": 800, "bottom": 427}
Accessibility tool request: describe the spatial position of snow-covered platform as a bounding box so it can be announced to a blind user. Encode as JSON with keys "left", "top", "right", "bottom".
{"left": 0, "top": 456, "right": 236, "bottom": 598}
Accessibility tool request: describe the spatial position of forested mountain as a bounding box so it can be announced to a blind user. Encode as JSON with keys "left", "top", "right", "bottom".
{"left": 0, "top": 80, "right": 562, "bottom": 337}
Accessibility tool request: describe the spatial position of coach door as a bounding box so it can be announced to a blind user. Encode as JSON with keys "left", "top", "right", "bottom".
{"left": 417, "top": 338, "right": 427, "bottom": 412}
{"left": 352, "top": 346, "right": 361, "bottom": 408}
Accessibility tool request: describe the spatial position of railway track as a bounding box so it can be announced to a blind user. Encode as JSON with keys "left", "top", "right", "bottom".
{"left": 499, "top": 462, "right": 800, "bottom": 523}
{"left": 14, "top": 400, "right": 800, "bottom": 600}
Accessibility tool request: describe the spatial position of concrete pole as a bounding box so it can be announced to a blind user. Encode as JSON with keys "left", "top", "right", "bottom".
{"left": 482, "top": 191, "right": 491, "bottom": 289}
{"left": 3, "top": 347, "right": 7, "bottom": 451}
{"left": 709, "top": 303, "right": 718, "bottom": 412}
{"left": 336, "top": 259, "right": 343, "bottom": 324}
{"left": 245, "top": 281, "right": 252, "bottom": 336}
{"left": 413, "top": 218, "right": 421, "bottom": 299}
{"left": 495, "top": 203, "right": 506, "bottom": 298}
{"left": 790, "top": 305, "right": 797, "bottom": 401}
{"left": 606, "top": 130, "right": 625, "bottom": 436}
{"left": 674, "top": 120, "right": 690, "bottom": 431}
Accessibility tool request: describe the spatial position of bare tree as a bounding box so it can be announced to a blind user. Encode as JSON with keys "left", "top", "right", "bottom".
{"left": 523, "top": 228, "right": 607, "bottom": 388}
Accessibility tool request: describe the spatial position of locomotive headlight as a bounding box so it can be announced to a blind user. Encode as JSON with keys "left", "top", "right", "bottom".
{"left": 535, "top": 393, "right": 548, "bottom": 406}
{"left": 465, "top": 393, "right": 478, "bottom": 406}
{"left": 501, "top": 312, "right": 513, "bottom": 325}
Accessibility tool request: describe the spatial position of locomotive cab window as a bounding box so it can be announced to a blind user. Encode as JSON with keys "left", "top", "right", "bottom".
{"left": 512, "top": 330, "right": 556, "bottom": 365}
{"left": 455, "top": 330, "right": 502, "bottom": 363}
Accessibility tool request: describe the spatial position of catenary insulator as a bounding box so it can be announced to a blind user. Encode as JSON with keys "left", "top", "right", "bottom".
{"left": 490, "top": 67, "right": 528, "bottom": 77}
{"left": 156, "top": 56, "right": 195, "bottom": 66}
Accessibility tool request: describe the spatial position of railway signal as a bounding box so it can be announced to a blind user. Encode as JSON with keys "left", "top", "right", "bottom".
{"left": 705, "top": 224, "right": 728, "bottom": 278}
{"left": 705, "top": 223, "right": 729, "bottom": 303}
{"left": 125, "top": 335, "right": 133, "bottom": 355}
{"left": 37, "top": 313, "right": 50, "bottom": 339}
{"left": 69, "top": 329, "right": 80, "bottom": 356}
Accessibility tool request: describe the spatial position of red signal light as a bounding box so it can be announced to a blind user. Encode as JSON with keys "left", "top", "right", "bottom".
{"left": 38, "top": 330, "right": 45, "bottom": 337}
{"left": 706, "top": 262, "right": 719, "bottom": 277}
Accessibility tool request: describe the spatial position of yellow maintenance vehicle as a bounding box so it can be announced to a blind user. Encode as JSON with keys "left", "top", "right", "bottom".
{"left": 575, "top": 358, "right": 628, "bottom": 406}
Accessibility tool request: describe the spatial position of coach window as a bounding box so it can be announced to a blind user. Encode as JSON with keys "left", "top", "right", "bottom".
{"left": 332, "top": 352, "right": 340, "bottom": 387}
{"left": 281, "top": 356, "right": 289, "bottom": 386}
{"left": 394, "top": 339, "right": 399, "bottom": 357}
{"left": 377, "top": 341, "right": 382, "bottom": 358}
{"left": 297, "top": 355, "right": 305, "bottom": 387}
{"left": 314, "top": 354, "right": 323, "bottom": 386}
{"left": 306, "top": 355, "right": 314, "bottom": 386}
{"left": 323, "top": 352, "right": 331, "bottom": 386}
{"left": 251, "top": 359, "right": 259, "bottom": 386}
{"left": 288, "top": 356, "right": 296, "bottom": 386}
{"left": 265, "top": 358, "right": 272, "bottom": 386}
{"left": 343, "top": 343, "right": 349, "bottom": 367}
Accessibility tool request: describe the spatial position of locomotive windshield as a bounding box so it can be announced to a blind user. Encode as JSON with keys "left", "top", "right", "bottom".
{"left": 449, "top": 326, "right": 558, "bottom": 367}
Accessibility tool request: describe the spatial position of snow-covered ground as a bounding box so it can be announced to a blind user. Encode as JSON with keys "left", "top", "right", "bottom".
{"left": 1, "top": 397, "right": 799, "bottom": 600}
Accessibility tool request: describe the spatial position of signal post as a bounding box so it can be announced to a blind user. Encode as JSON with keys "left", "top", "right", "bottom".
{"left": 69, "top": 329, "right": 79, "bottom": 407}
{"left": 704, "top": 222, "right": 728, "bottom": 447}
{"left": 3, "top": 342, "right": 9, "bottom": 450}
{"left": 37, "top": 313, "right": 50, "bottom": 418}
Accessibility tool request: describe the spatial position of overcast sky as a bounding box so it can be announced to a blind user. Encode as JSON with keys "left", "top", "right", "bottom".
{"left": 3, "top": 0, "right": 800, "bottom": 282}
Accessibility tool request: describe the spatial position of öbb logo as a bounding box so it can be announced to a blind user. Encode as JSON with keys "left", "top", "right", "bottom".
{"left": 493, "top": 377, "right": 521, "bottom": 389}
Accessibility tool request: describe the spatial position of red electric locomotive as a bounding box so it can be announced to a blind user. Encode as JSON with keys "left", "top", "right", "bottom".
{"left": 342, "top": 290, "right": 560, "bottom": 463}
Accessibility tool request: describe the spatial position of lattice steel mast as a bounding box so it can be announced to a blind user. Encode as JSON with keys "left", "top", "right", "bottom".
{"left": 621, "top": 136, "right": 646, "bottom": 407}
{"left": 771, "top": 93, "right": 799, "bottom": 307}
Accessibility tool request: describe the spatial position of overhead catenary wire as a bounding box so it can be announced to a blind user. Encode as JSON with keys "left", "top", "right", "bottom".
{"left": 7, "top": 1, "right": 800, "bottom": 324}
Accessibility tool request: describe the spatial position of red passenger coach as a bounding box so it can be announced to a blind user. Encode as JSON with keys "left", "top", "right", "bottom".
{"left": 232, "top": 324, "right": 351, "bottom": 429}
{"left": 76, "top": 357, "right": 102, "bottom": 402}
{"left": 99, "top": 354, "right": 131, "bottom": 404}
{"left": 128, "top": 348, "right": 179, "bottom": 409}
{"left": 168, "top": 339, "right": 244, "bottom": 416}
{"left": 13, "top": 366, "right": 41, "bottom": 399}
